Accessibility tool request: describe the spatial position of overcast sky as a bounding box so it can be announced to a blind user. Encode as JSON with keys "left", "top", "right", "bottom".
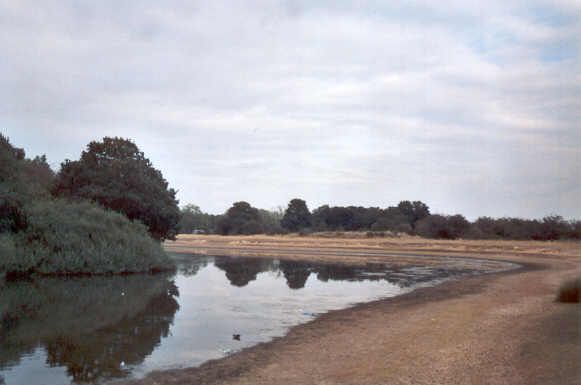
{"left": 1, "top": 1, "right": 579, "bottom": 219}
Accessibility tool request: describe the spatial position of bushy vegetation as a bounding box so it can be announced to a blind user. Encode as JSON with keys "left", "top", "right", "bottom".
{"left": 556, "top": 278, "right": 580, "bottom": 303}
{"left": 259, "top": 207, "right": 286, "bottom": 234}
{"left": 281, "top": 199, "right": 312, "bottom": 232}
{"left": 3, "top": 200, "right": 172, "bottom": 276}
{"left": 0, "top": 135, "right": 174, "bottom": 278}
{"left": 53, "top": 137, "right": 180, "bottom": 241}
{"left": 216, "top": 201, "right": 265, "bottom": 235}
{"left": 180, "top": 197, "right": 580, "bottom": 241}
{"left": 415, "top": 214, "right": 471, "bottom": 239}
{"left": 177, "top": 204, "right": 221, "bottom": 234}
{"left": 311, "top": 200, "right": 429, "bottom": 233}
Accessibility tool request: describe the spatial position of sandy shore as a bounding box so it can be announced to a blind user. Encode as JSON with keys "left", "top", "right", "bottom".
{"left": 122, "top": 235, "right": 580, "bottom": 385}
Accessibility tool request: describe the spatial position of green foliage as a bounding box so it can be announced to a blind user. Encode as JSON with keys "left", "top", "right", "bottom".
{"left": 468, "top": 215, "right": 576, "bottom": 240}
{"left": 1, "top": 199, "right": 173, "bottom": 276}
{"left": 415, "top": 214, "right": 470, "bottom": 239}
{"left": 281, "top": 199, "right": 312, "bottom": 232}
{"left": 54, "top": 137, "right": 179, "bottom": 241}
{"left": 397, "top": 200, "right": 430, "bottom": 229}
{"left": 216, "top": 201, "right": 264, "bottom": 235}
{"left": 259, "top": 208, "right": 286, "bottom": 234}
{"left": 556, "top": 277, "right": 580, "bottom": 303}
{"left": 311, "top": 201, "right": 430, "bottom": 233}
{"left": 0, "top": 196, "right": 27, "bottom": 233}
{"left": 0, "top": 134, "right": 174, "bottom": 277}
{"left": 0, "top": 134, "right": 54, "bottom": 204}
{"left": 177, "top": 204, "right": 220, "bottom": 234}
{"left": 371, "top": 206, "right": 410, "bottom": 232}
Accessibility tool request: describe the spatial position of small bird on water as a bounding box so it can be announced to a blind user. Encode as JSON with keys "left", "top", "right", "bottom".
{"left": 232, "top": 334, "right": 241, "bottom": 341}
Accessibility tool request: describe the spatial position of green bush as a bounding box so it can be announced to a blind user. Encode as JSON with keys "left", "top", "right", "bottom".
{"left": 1, "top": 199, "right": 174, "bottom": 276}
{"left": 556, "top": 278, "right": 580, "bottom": 303}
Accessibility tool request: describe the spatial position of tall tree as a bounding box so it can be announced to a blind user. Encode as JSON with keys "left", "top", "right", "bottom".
{"left": 53, "top": 137, "right": 179, "bottom": 240}
{"left": 216, "top": 201, "right": 264, "bottom": 235}
{"left": 397, "top": 200, "right": 430, "bottom": 229}
{"left": 281, "top": 199, "right": 312, "bottom": 232}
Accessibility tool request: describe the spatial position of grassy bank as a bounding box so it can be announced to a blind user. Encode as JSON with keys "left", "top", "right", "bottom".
{"left": 0, "top": 200, "right": 174, "bottom": 278}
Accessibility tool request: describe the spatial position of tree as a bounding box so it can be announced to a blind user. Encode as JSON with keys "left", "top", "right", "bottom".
{"left": 177, "top": 204, "right": 220, "bottom": 234}
{"left": 415, "top": 214, "right": 470, "bottom": 239}
{"left": 397, "top": 200, "right": 430, "bottom": 230}
{"left": 372, "top": 206, "right": 411, "bottom": 232}
{"left": 1, "top": 135, "right": 54, "bottom": 234}
{"left": 281, "top": 199, "right": 312, "bottom": 232}
{"left": 53, "top": 137, "right": 179, "bottom": 241}
{"left": 259, "top": 207, "right": 285, "bottom": 234}
{"left": 216, "top": 201, "right": 264, "bottom": 235}
{"left": 326, "top": 206, "right": 354, "bottom": 230}
{"left": 312, "top": 205, "right": 331, "bottom": 230}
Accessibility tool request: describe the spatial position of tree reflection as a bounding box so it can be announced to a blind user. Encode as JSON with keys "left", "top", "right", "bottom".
{"left": 0, "top": 274, "right": 179, "bottom": 383}
{"left": 214, "top": 257, "right": 272, "bottom": 287}
{"left": 210, "top": 256, "right": 425, "bottom": 290}
{"left": 278, "top": 261, "right": 311, "bottom": 289}
{"left": 172, "top": 254, "right": 210, "bottom": 277}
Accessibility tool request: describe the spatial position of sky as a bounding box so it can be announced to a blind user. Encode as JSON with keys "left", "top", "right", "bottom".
{"left": 1, "top": 0, "right": 579, "bottom": 219}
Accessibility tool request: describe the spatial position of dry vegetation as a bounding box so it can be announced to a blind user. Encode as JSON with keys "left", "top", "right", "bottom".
{"left": 167, "top": 233, "right": 580, "bottom": 262}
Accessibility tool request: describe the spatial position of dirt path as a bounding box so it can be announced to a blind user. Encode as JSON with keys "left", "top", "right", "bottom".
{"left": 122, "top": 235, "right": 580, "bottom": 385}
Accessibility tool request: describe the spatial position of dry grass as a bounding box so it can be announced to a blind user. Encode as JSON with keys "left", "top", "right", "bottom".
{"left": 167, "top": 233, "right": 581, "bottom": 261}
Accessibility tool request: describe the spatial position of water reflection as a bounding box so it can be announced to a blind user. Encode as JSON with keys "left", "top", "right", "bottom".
{"left": 214, "top": 257, "right": 271, "bottom": 287}
{"left": 210, "top": 256, "right": 471, "bottom": 290}
{"left": 0, "top": 254, "right": 500, "bottom": 385}
{"left": 279, "top": 260, "right": 311, "bottom": 289}
{"left": 0, "top": 274, "right": 179, "bottom": 383}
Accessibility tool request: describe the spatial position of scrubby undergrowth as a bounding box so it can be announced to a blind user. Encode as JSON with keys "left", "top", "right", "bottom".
{"left": 1, "top": 199, "right": 173, "bottom": 278}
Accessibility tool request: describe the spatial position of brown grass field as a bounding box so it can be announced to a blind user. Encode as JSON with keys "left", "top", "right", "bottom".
{"left": 123, "top": 234, "right": 581, "bottom": 385}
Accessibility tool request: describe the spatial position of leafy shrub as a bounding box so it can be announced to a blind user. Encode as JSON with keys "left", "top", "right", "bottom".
{"left": 216, "top": 202, "right": 264, "bottom": 235}
{"left": 53, "top": 137, "right": 179, "bottom": 241}
{"left": 556, "top": 278, "right": 580, "bottom": 303}
{"left": 416, "top": 214, "right": 470, "bottom": 239}
{"left": 281, "top": 199, "right": 312, "bottom": 232}
{"left": 0, "top": 195, "right": 27, "bottom": 233}
{"left": 1, "top": 199, "right": 173, "bottom": 276}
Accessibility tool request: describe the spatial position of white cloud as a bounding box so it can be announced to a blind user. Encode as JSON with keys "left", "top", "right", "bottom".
{"left": 1, "top": 0, "right": 579, "bottom": 218}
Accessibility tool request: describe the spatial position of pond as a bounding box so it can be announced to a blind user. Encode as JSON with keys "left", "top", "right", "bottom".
{"left": 0, "top": 254, "right": 515, "bottom": 385}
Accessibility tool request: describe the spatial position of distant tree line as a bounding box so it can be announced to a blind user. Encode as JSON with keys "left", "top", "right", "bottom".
{"left": 179, "top": 199, "right": 581, "bottom": 241}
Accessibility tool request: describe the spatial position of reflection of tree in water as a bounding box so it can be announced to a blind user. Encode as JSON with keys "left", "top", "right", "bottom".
{"left": 214, "top": 257, "right": 273, "bottom": 287}
{"left": 0, "top": 274, "right": 179, "bottom": 383}
{"left": 278, "top": 260, "right": 312, "bottom": 289}
{"left": 211, "top": 256, "right": 432, "bottom": 290}
{"left": 315, "top": 264, "right": 364, "bottom": 282}
{"left": 172, "top": 254, "right": 210, "bottom": 277}
{"left": 279, "top": 261, "right": 443, "bottom": 289}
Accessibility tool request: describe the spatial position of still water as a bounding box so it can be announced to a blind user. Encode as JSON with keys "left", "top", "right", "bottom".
{"left": 0, "top": 254, "right": 510, "bottom": 385}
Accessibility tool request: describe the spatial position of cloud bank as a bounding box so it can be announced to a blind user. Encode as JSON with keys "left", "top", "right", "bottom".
{"left": 1, "top": 0, "right": 579, "bottom": 218}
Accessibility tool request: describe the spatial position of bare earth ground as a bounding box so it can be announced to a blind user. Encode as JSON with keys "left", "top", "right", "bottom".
{"left": 123, "top": 234, "right": 581, "bottom": 385}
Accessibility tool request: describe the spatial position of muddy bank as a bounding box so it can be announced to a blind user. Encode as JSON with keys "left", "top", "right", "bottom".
{"left": 119, "top": 236, "right": 580, "bottom": 385}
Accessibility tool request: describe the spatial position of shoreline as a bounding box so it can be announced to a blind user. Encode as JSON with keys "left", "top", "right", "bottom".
{"left": 120, "top": 235, "right": 580, "bottom": 385}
